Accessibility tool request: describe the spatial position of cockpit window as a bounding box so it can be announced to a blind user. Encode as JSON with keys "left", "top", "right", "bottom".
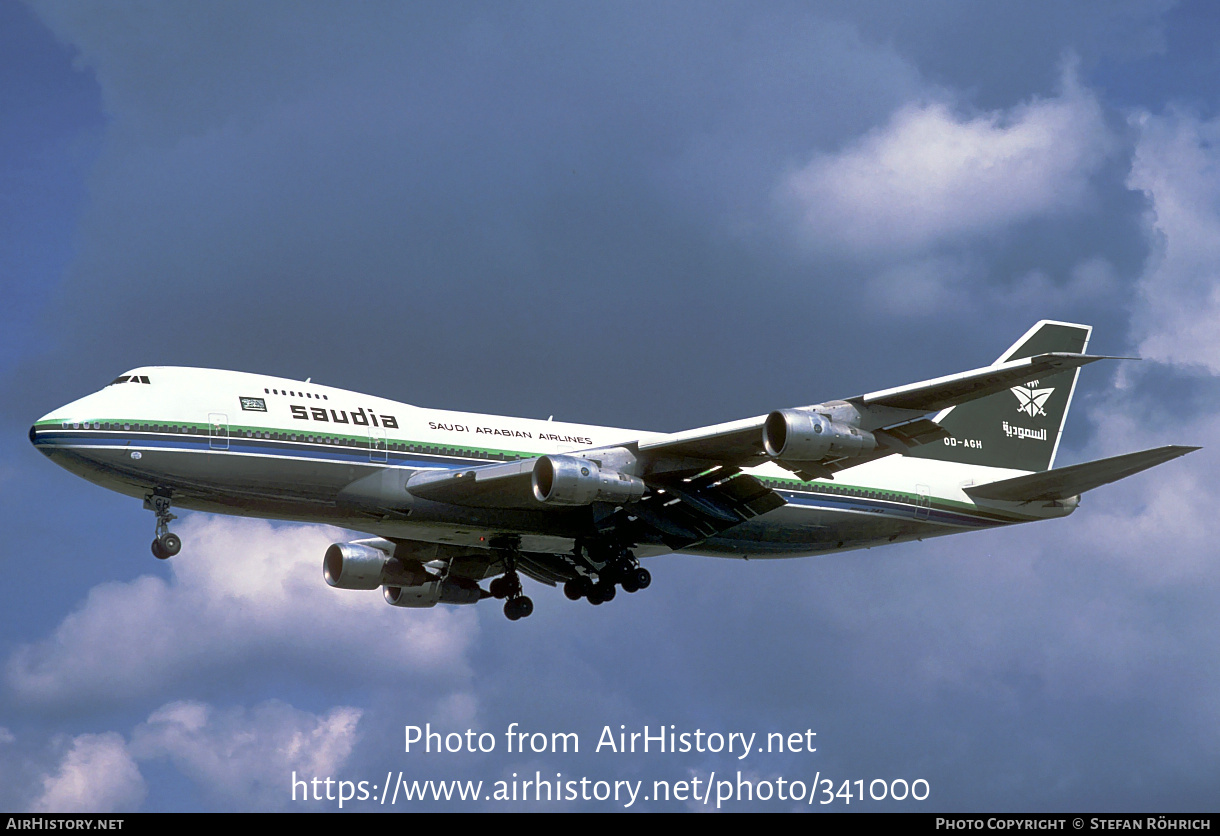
{"left": 108, "top": 375, "right": 151, "bottom": 386}
{"left": 109, "top": 376, "right": 131, "bottom": 386}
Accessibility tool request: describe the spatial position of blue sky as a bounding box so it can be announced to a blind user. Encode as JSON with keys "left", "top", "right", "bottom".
{"left": 2, "top": 0, "right": 1219, "bottom": 812}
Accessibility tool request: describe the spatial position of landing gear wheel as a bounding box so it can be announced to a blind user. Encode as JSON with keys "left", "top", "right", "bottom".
{"left": 595, "top": 579, "right": 616, "bottom": 603}
{"left": 490, "top": 573, "right": 523, "bottom": 600}
{"left": 563, "top": 579, "right": 585, "bottom": 601}
{"left": 633, "top": 567, "right": 651, "bottom": 590}
{"left": 504, "top": 595, "right": 534, "bottom": 621}
{"left": 146, "top": 491, "right": 180, "bottom": 560}
{"left": 492, "top": 546, "right": 532, "bottom": 620}
{"left": 621, "top": 575, "right": 640, "bottom": 594}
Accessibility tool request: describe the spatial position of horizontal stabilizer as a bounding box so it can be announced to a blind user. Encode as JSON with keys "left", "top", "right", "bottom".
{"left": 964, "top": 445, "right": 1199, "bottom": 503}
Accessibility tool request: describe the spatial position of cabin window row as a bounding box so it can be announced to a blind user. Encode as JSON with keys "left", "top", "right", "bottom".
{"left": 264, "top": 387, "right": 327, "bottom": 399}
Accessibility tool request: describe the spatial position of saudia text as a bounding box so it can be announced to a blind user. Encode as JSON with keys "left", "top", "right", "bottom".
{"left": 290, "top": 405, "right": 399, "bottom": 429}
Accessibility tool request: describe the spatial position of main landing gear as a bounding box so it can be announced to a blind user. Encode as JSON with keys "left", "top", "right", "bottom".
{"left": 145, "top": 491, "right": 182, "bottom": 560}
{"left": 488, "top": 542, "right": 533, "bottom": 621}
{"left": 487, "top": 540, "right": 652, "bottom": 620}
{"left": 562, "top": 546, "right": 650, "bottom": 606}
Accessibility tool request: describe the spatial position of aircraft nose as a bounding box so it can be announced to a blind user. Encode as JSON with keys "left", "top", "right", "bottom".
{"left": 30, "top": 418, "right": 53, "bottom": 454}
{"left": 30, "top": 410, "right": 61, "bottom": 453}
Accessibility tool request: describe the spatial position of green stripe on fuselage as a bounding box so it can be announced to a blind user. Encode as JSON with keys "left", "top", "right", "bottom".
{"left": 36, "top": 418, "right": 1039, "bottom": 526}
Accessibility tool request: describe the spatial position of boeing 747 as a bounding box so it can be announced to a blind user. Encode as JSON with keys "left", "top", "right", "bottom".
{"left": 29, "top": 321, "right": 1196, "bottom": 620}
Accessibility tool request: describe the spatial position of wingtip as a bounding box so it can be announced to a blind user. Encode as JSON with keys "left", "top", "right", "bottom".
{"left": 1152, "top": 444, "right": 1201, "bottom": 462}
{"left": 1037, "top": 352, "right": 1139, "bottom": 363}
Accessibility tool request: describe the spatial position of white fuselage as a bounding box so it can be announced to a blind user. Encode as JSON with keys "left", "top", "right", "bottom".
{"left": 31, "top": 366, "right": 1070, "bottom": 560}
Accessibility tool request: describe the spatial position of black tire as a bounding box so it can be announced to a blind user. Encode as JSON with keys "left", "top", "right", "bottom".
{"left": 517, "top": 596, "right": 533, "bottom": 618}
{"left": 563, "top": 579, "right": 584, "bottom": 600}
{"left": 621, "top": 575, "right": 639, "bottom": 594}
{"left": 490, "top": 577, "right": 507, "bottom": 599}
{"left": 504, "top": 599, "right": 521, "bottom": 620}
{"left": 160, "top": 532, "right": 182, "bottom": 556}
{"left": 596, "top": 580, "right": 616, "bottom": 603}
{"left": 633, "top": 567, "right": 651, "bottom": 590}
{"left": 151, "top": 539, "right": 170, "bottom": 560}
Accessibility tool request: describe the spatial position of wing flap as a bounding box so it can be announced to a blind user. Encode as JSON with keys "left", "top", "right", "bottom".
{"left": 964, "top": 445, "right": 1199, "bottom": 502}
{"left": 618, "top": 470, "right": 786, "bottom": 550}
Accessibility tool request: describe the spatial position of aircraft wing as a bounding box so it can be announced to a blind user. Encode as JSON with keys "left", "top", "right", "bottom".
{"left": 397, "top": 344, "right": 1115, "bottom": 550}
{"left": 964, "top": 445, "right": 1200, "bottom": 502}
{"left": 852, "top": 352, "right": 1110, "bottom": 415}
{"left": 637, "top": 351, "right": 1111, "bottom": 476}
{"left": 405, "top": 350, "right": 1113, "bottom": 515}
{"left": 405, "top": 458, "right": 538, "bottom": 508}
{"left": 403, "top": 453, "right": 785, "bottom": 549}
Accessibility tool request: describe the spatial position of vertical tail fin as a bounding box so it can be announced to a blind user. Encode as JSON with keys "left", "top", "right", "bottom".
{"left": 907, "top": 320, "right": 1092, "bottom": 472}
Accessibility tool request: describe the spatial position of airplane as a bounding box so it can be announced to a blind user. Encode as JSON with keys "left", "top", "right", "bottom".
{"left": 29, "top": 320, "right": 1197, "bottom": 620}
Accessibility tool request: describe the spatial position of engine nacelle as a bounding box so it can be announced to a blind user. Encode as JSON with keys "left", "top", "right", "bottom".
{"left": 763, "top": 409, "right": 877, "bottom": 462}
{"left": 531, "top": 455, "right": 645, "bottom": 506}
{"left": 323, "top": 540, "right": 430, "bottom": 590}
{"left": 323, "top": 542, "right": 392, "bottom": 590}
{"left": 384, "top": 579, "right": 483, "bottom": 608}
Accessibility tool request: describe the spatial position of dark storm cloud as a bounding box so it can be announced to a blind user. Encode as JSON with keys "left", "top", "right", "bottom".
{"left": 14, "top": 1, "right": 936, "bottom": 430}
{"left": 0, "top": 3, "right": 103, "bottom": 375}
{"left": 14, "top": 0, "right": 1164, "bottom": 435}
{"left": 820, "top": 0, "right": 1175, "bottom": 107}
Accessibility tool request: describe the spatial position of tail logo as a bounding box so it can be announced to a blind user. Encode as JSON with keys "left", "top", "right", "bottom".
{"left": 1011, "top": 383, "right": 1054, "bottom": 418}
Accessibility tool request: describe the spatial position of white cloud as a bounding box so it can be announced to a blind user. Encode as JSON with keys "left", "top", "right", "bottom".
{"left": 782, "top": 66, "right": 1113, "bottom": 256}
{"left": 5, "top": 516, "right": 479, "bottom": 704}
{"left": 1128, "top": 108, "right": 1220, "bottom": 373}
{"left": 32, "top": 733, "right": 146, "bottom": 813}
{"left": 1062, "top": 395, "right": 1219, "bottom": 587}
{"left": 130, "top": 700, "right": 362, "bottom": 810}
{"left": 17, "top": 699, "right": 363, "bottom": 812}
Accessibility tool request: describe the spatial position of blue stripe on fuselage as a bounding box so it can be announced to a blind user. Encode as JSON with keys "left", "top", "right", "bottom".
{"left": 33, "top": 429, "right": 1010, "bottom": 530}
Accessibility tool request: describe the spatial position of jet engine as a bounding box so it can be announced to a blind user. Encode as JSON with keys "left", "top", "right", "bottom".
{"left": 531, "top": 454, "right": 646, "bottom": 506}
{"left": 323, "top": 542, "right": 395, "bottom": 590}
{"left": 763, "top": 409, "right": 877, "bottom": 462}
{"left": 323, "top": 540, "right": 431, "bottom": 590}
{"left": 325, "top": 540, "right": 485, "bottom": 607}
{"left": 384, "top": 579, "right": 484, "bottom": 608}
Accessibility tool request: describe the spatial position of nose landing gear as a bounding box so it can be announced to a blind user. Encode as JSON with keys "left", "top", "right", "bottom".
{"left": 145, "top": 491, "right": 181, "bottom": 560}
